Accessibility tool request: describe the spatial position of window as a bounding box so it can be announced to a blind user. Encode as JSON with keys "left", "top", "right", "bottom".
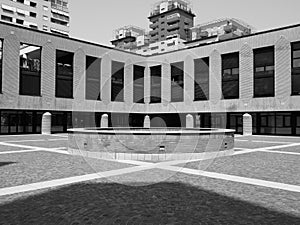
{"left": 111, "top": 61, "right": 124, "bottom": 102}
{"left": 43, "top": 25, "right": 48, "bottom": 31}
{"left": 55, "top": 50, "right": 74, "bottom": 98}
{"left": 43, "top": 5, "right": 48, "bottom": 11}
{"left": 86, "top": 56, "right": 101, "bottom": 100}
{"left": 171, "top": 61, "right": 184, "bottom": 102}
{"left": 150, "top": 65, "right": 161, "bottom": 103}
{"left": 254, "top": 46, "right": 275, "bottom": 97}
{"left": 30, "top": 1, "right": 37, "bottom": 7}
{"left": 29, "top": 24, "right": 38, "bottom": 29}
{"left": 17, "top": 0, "right": 25, "bottom": 3}
{"left": 1, "top": 15, "right": 13, "bottom": 22}
{"left": 194, "top": 57, "right": 209, "bottom": 101}
{"left": 133, "top": 65, "right": 145, "bottom": 103}
{"left": 43, "top": 15, "right": 48, "bottom": 21}
{"left": 16, "top": 19, "right": 24, "bottom": 25}
{"left": 19, "top": 44, "right": 41, "bottom": 96}
{"left": 0, "top": 40, "right": 3, "bottom": 93}
{"left": 222, "top": 52, "right": 239, "bottom": 99}
{"left": 150, "top": 46, "right": 159, "bottom": 50}
{"left": 291, "top": 42, "right": 300, "bottom": 95}
{"left": 30, "top": 12, "right": 37, "bottom": 17}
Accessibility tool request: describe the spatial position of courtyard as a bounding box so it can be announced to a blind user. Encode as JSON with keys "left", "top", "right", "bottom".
{"left": 0, "top": 134, "right": 299, "bottom": 224}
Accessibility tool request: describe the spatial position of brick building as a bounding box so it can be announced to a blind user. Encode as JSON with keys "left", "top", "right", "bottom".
{"left": 0, "top": 21, "right": 300, "bottom": 135}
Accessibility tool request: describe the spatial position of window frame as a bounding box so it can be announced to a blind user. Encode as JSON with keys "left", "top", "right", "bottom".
{"left": 85, "top": 55, "right": 101, "bottom": 101}
{"left": 55, "top": 49, "right": 74, "bottom": 99}
{"left": 253, "top": 46, "right": 275, "bottom": 98}
{"left": 111, "top": 60, "right": 125, "bottom": 102}
{"left": 150, "top": 65, "right": 162, "bottom": 104}
{"left": 19, "top": 43, "right": 42, "bottom": 96}
{"left": 133, "top": 65, "right": 145, "bottom": 104}
{"left": 291, "top": 41, "right": 300, "bottom": 95}
{"left": 0, "top": 39, "right": 3, "bottom": 94}
{"left": 171, "top": 61, "right": 184, "bottom": 102}
{"left": 221, "top": 52, "right": 239, "bottom": 99}
{"left": 194, "top": 57, "right": 209, "bottom": 101}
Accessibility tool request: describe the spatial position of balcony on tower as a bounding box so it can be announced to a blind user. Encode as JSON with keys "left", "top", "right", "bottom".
{"left": 111, "top": 25, "right": 146, "bottom": 51}
{"left": 149, "top": 0, "right": 195, "bottom": 18}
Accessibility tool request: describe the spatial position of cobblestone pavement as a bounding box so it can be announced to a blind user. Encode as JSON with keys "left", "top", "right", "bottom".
{"left": 0, "top": 134, "right": 299, "bottom": 224}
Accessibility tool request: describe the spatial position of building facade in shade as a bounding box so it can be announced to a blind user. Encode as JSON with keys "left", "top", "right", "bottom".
{"left": 1, "top": 21, "right": 300, "bottom": 135}
{"left": 0, "top": 0, "right": 69, "bottom": 36}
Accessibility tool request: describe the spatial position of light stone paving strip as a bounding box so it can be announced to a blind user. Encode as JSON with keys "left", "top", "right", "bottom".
{"left": 4, "top": 138, "right": 67, "bottom": 143}
{"left": 0, "top": 149, "right": 44, "bottom": 155}
{"left": 257, "top": 149, "right": 300, "bottom": 156}
{"left": 0, "top": 165, "right": 156, "bottom": 197}
{"left": 157, "top": 166, "right": 300, "bottom": 193}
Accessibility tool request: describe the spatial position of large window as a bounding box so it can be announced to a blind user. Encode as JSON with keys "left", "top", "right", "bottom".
{"left": 150, "top": 65, "right": 161, "bottom": 103}
{"left": 0, "top": 40, "right": 3, "bottom": 93}
{"left": 111, "top": 61, "right": 124, "bottom": 102}
{"left": 254, "top": 46, "right": 275, "bottom": 97}
{"left": 19, "top": 43, "right": 41, "bottom": 96}
{"left": 171, "top": 61, "right": 184, "bottom": 102}
{"left": 55, "top": 50, "right": 74, "bottom": 98}
{"left": 86, "top": 56, "right": 101, "bottom": 100}
{"left": 133, "top": 65, "right": 145, "bottom": 103}
{"left": 194, "top": 57, "right": 209, "bottom": 101}
{"left": 291, "top": 42, "right": 300, "bottom": 95}
{"left": 222, "top": 52, "right": 239, "bottom": 99}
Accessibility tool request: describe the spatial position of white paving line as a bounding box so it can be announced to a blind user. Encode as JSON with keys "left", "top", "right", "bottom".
{"left": 258, "top": 149, "right": 300, "bottom": 156}
{"left": 257, "top": 142, "right": 300, "bottom": 151}
{"left": 51, "top": 134, "right": 68, "bottom": 138}
{"left": 4, "top": 138, "right": 67, "bottom": 143}
{"left": 0, "top": 134, "right": 46, "bottom": 138}
{"left": 160, "top": 165, "right": 300, "bottom": 193}
{"left": 0, "top": 164, "right": 156, "bottom": 197}
{"left": 0, "top": 147, "right": 69, "bottom": 155}
{"left": 251, "top": 135, "right": 300, "bottom": 139}
{"left": 0, "top": 141, "right": 36, "bottom": 149}
{"left": 0, "top": 149, "right": 42, "bottom": 155}
{"left": 252, "top": 140, "right": 293, "bottom": 144}
{"left": 235, "top": 139, "right": 293, "bottom": 144}
{"left": 233, "top": 149, "right": 259, "bottom": 155}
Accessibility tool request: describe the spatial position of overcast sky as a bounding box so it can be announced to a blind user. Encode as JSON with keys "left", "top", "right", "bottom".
{"left": 69, "top": 0, "right": 300, "bottom": 46}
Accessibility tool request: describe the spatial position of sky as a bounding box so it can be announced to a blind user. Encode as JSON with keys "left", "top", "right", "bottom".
{"left": 69, "top": 0, "right": 300, "bottom": 46}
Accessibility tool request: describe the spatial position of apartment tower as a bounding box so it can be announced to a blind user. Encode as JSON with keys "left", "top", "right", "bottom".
{"left": 148, "top": 0, "right": 195, "bottom": 43}
{"left": 0, "top": 0, "right": 69, "bottom": 36}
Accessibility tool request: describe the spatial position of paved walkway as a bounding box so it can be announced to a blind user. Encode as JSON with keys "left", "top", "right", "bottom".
{"left": 0, "top": 135, "right": 300, "bottom": 196}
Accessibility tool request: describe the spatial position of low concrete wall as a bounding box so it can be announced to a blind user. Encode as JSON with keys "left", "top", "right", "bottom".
{"left": 68, "top": 128, "right": 235, "bottom": 161}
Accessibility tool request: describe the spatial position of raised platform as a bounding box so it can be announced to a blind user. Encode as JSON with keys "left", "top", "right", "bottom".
{"left": 67, "top": 128, "right": 235, "bottom": 162}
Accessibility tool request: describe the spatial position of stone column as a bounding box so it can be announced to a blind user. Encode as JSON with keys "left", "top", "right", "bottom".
{"left": 186, "top": 114, "right": 194, "bottom": 129}
{"left": 42, "top": 112, "right": 51, "bottom": 135}
{"left": 195, "top": 115, "right": 201, "bottom": 128}
{"left": 243, "top": 113, "right": 252, "bottom": 136}
{"left": 144, "top": 115, "right": 150, "bottom": 128}
{"left": 101, "top": 114, "right": 108, "bottom": 128}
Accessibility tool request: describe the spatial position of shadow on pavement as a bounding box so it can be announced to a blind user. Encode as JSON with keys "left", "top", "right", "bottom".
{"left": 0, "top": 162, "right": 15, "bottom": 168}
{"left": 0, "top": 182, "right": 299, "bottom": 224}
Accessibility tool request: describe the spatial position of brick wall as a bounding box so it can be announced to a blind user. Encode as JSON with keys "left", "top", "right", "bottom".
{"left": 1, "top": 22, "right": 300, "bottom": 115}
